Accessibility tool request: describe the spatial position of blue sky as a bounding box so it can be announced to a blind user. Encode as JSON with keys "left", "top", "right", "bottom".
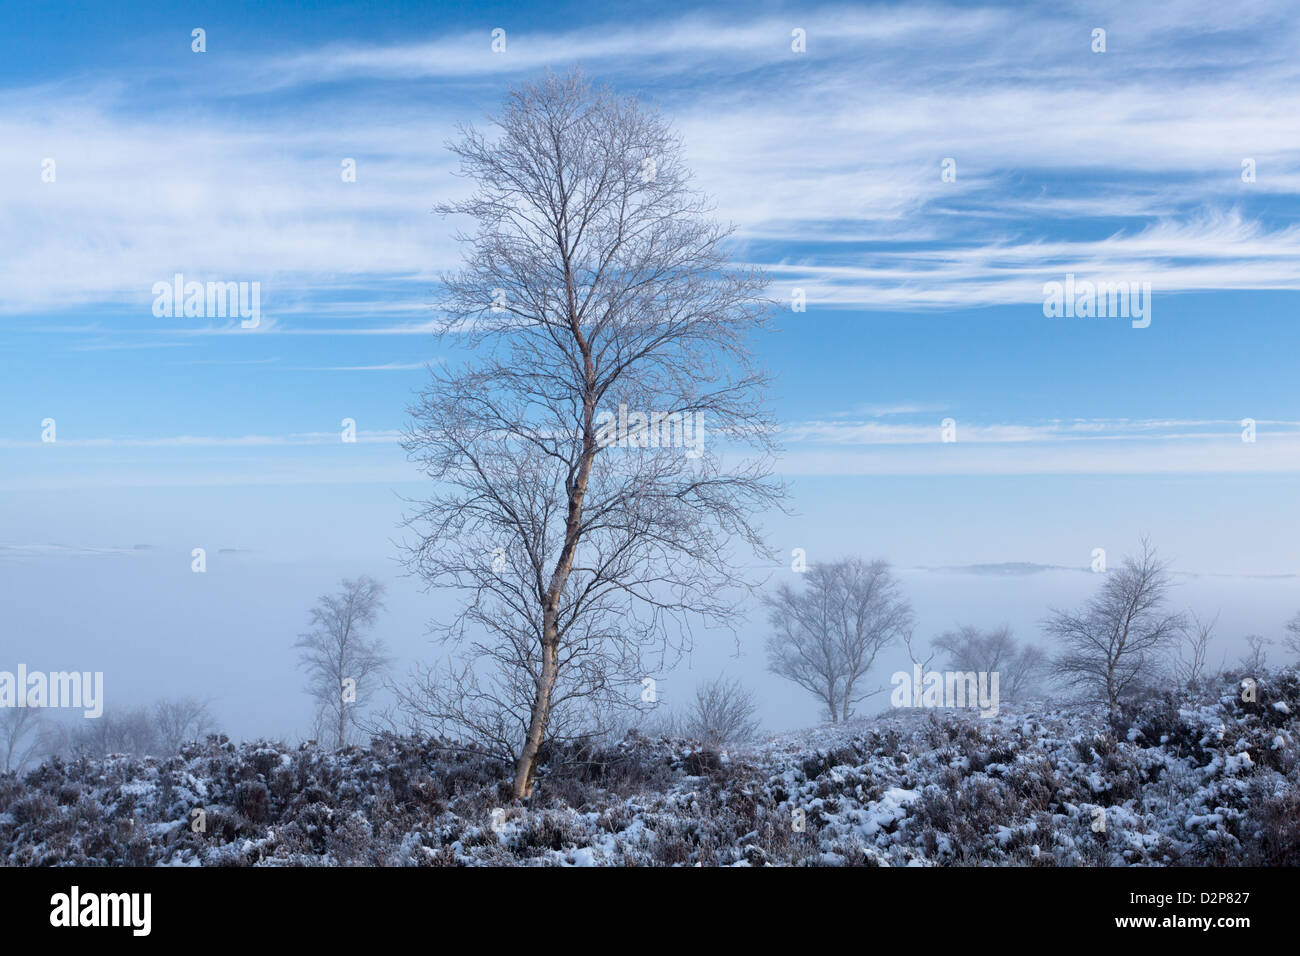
{"left": 3, "top": 0, "right": 1299, "bottom": 736}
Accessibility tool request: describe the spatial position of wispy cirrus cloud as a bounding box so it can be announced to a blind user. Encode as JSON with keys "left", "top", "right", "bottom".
{"left": 287, "top": 360, "right": 436, "bottom": 371}
{"left": 777, "top": 413, "right": 1300, "bottom": 474}
{"left": 4, "top": 1, "right": 1300, "bottom": 324}
{"left": 0, "top": 429, "right": 404, "bottom": 449}
{"left": 10, "top": 416, "right": 1290, "bottom": 482}
{"left": 783, "top": 415, "right": 1300, "bottom": 446}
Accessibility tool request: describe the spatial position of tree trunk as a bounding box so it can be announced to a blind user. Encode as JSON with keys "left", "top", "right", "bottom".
{"left": 337, "top": 627, "right": 349, "bottom": 750}
{"left": 512, "top": 632, "right": 559, "bottom": 798}
{"left": 509, "top": 284, "right": 595, "bottom": 800}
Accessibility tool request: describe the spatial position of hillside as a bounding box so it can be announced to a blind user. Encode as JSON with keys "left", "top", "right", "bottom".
{"left": 2, "top": 669, "right": 1296, "bottom": 866}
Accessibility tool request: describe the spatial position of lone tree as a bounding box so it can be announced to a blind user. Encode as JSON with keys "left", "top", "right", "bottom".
{"left": 296, "top": 576, "right": 390, "bottom": 749}
{"left": 765, "top": 557, "right": 913, "bottom": 722}
{"left": 1044, "top": 537, "right": 1185, "bottom": 716}
{"left": 402, "top": 69, "right": 782, "bottom": 798}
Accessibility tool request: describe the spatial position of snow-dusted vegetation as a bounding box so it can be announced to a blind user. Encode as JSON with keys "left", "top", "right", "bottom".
{"left": 3, "top": 668, "right": 1295, "bottom": 866}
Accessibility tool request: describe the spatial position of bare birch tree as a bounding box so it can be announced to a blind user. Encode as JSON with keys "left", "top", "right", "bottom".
{"left": 296, "top": 576, "right": 390, "bottom": 749}
{"left": 402, "top": 70, "right": 783, "bottom": 798}
{"left": 765, "top": 558, "right": 912, "bottom": 722}
{"left": 1045, "top": 537, "right": 1185, "bottom": 716}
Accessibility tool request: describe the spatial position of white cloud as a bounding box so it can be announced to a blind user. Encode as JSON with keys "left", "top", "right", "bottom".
{"left": 774, "top": 414, "right": 1300, "bottom": 474}
{"left": 3, "top": 1, "right": 1300, "bottom": 321}
{"left": 288, "top": 361, "right": 436, "bottom": 371}
{"left": 0, "top": 430, "right": 404, "bottom": 449}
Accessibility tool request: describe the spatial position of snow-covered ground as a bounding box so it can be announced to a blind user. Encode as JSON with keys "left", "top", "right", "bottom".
{"left": 2, "top": 669, "right": 1296, "bottom": 866}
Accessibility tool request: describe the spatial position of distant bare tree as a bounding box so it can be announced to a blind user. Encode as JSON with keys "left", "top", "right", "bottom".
{"left": 153, "top": 698, "right": 216, "bottom": 753}
{"left": 1010, "top": 645, "right": 1048, "bottom": 698}
{"left": 1, "top": 706, "right": 47, "bottom": 773}
{"left": 1045, "top": 537, "right": 1186, "bottom": 716}
{"left": 932, "top": 625, "right": 1047, "bottom": 700}
{"left": 1172, "top": 612, "right": 1216, "bottom": 690}
{"left": 296, "top": 576, "right": 390, "bottom": 749}
{"left": 68, "top": 706, "right": 157, "bottom": 757}
{"left": 1283, "top": 612, "right": 1300, "bottom": 661}
{"left": 1240, "top": 634, "right": 1272, "bottom": 674}
{"left": 765, "top": 558, "right": 913, "bottom": 722}
{"left": 401, "top": 70, "right": 783, "bottom": 798}
{"left": 682, "top": 676, "right": 761, "bottom": 749}
{"left": 59, "top": 700, "right": 216, "bottom": 759}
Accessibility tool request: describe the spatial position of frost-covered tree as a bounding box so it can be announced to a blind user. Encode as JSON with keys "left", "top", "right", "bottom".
{"left": 932, "top": 625, "right": 1047, "bottom": 700}
{"left": 765, "top": 558, "right": 912, "bottom": 722}
{"left": 296, "top": 577, "right": 390, "bottom": 749}
{"left": 401, "top": 69, "right": 782, "bottom": 798}
{"left": 1045, "top": 538, "right": 1185, "bottom": 716}
{"left": 67, "top": 706, "right": 157, "bottom": 757}
{"left": 153, "top": 697, "right": 216, "bottom": 753}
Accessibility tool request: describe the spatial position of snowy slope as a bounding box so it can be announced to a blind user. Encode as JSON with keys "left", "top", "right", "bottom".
{"left": 2, "top": 669, "right": 1295, "bottom": 866}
